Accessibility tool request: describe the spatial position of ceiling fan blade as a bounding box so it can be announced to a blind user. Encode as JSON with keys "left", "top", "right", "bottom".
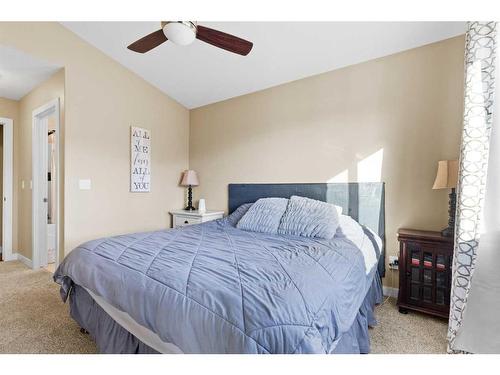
{"left": 127, "top": 29, "right": 168, "bottom": 53}
{"left": 196, "top": 25, "right": 253, "bottom": 56}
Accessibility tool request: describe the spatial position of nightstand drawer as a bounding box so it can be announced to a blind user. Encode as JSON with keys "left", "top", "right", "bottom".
{"left": 174, "top": 216, "right": 202, "bottom": 228}
{"left": 170, "top": 210, "right": 224, "bottom": 229}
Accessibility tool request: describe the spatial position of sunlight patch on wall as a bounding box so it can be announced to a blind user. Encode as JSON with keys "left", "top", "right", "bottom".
{"left": 357, "top": 148, "right": 384, "bottom": 182}
{"left": 327, "top": 169, "right": 349, "bottom": 183}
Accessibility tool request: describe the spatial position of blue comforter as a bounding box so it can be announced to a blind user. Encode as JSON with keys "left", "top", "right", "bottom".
{"left": 54, "top": 217, "right": 380, "bottom": 354}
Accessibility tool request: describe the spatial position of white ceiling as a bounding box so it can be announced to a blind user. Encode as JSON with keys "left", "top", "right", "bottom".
{"left": 0, "top": 45, "right": 61, "bottom": 101}
{"left": 62, "top": 22, "right": 466, "bottom": 109}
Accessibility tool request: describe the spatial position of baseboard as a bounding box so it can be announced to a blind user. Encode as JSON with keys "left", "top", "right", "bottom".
{"left": 12, "top": 253, "right": 33, "bottom": 268}
{"left": 2, "top": 251, "right": 18, "bottom": 262}
{"left": 383, "top": 286, "right": 399, "bottom": 298}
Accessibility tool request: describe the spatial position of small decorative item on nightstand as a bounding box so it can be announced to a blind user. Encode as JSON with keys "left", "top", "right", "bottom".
{"left": 180, "top": 170, "right": 199, "bottom": 211}
{"left": 198, "top": 198, "right": 206, "bottom": 213}
{"left": 432, "top": 160, "right": 458, "bottom": 237}
{"left": 397, "top": 229, "right": 454, "bottom": 319}
{"left": 170, "top": 210, "right": 224, "bottom": 229}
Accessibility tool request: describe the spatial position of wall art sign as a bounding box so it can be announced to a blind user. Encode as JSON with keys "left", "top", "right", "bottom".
{"left": 130, "top": 126, "right": 151, "bottom": 192}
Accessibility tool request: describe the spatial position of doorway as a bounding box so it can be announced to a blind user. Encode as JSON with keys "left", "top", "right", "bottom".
{"left": 0, "top": 117, "right": 13, "bottom": 262}
{"left": 32, "top": 99, "right": 60, "bottom": 270}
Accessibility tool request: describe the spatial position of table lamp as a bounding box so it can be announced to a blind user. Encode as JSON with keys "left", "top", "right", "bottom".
{"left": 180, "top": 170, "right": 199, "bottom": 211}
{"left": 432, "top": 160, "right": 458, "bottom": 237}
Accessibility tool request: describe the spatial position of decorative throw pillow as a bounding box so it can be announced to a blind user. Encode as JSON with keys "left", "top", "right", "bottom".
{"left": 236, "top": 198, "right": 289, "bottom": 234}
{"left": 278, "top": 195, "right": 339, "bottom": 239}
{"left": 226, "top": 203, "right": 253, "bottom": 227}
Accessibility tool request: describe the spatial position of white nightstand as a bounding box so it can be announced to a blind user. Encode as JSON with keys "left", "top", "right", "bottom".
{"left": 169, "top": 210, "right": 224, "bottom": 229}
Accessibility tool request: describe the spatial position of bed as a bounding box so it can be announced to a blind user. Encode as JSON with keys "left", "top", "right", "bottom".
{"left": 54, "top": 182, "right": 385, "bottom": 354}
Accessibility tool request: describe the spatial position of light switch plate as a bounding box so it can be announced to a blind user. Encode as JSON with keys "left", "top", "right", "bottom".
{"left": 21, "top": 180, "right": 25, "bottom": 189}
{"left": 79, "top": 179, "right": 91, "bottom": 190}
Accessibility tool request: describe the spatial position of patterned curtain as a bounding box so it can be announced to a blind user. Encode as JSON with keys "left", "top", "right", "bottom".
{"left": 448, "top": 21, "right": 497, "bottom": 352}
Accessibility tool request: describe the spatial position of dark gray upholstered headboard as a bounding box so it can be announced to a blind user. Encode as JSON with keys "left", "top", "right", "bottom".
{"left": 228, "top": 183, "right": 386, "bottom": 277}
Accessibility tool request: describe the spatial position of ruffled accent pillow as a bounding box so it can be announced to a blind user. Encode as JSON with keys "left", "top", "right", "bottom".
{"left": 237, "top": 198, "right": 289, "bottom": 234}
{"left": 226, "top": 203, "right": 253, "bottom": 227}
{"left": 278, "top": 195, "right": 339, "bottom": 239}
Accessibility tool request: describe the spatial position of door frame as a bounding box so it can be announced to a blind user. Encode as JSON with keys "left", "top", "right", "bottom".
{"left": 32, "top": 99, "right": 60, "bottom": 269}
{"left": 0, "top": 117, "right": 14, "bottom": 262}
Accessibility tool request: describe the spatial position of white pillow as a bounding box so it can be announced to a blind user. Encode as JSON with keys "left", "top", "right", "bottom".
{"left": 335, "top": 214, "right": 365, "bottom": 248}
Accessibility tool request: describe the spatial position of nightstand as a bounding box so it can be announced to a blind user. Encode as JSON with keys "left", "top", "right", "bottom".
{"left": 169, "top": 210, "right": 224, "bottom": 229}
{"left": 397, "top": 228, "right": 454, "bottom": 319}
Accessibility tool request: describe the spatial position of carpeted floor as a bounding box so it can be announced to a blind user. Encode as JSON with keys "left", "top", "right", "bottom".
{"left": 0, "top": 261, "right": 448, "bottom": 354}
{"left": 370, "top": 297, "right": 448, "bottom": 354}
{"left": 0, "top": 261, "right": 97, "bottom": 353}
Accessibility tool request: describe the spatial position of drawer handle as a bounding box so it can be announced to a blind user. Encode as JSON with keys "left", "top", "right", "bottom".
{"left": 184, "top": 220, "right": 189, "bottom": 224}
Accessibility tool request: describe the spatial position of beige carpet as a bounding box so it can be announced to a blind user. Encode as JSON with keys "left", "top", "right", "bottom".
{"left": 371, "top": 297, "right": 448, "bottom": 354}
{"left": 0, "top": 261, "right": 448, "bottom": 354}
{"left": 0, "top": 261, "right": 97, "bottom": 353}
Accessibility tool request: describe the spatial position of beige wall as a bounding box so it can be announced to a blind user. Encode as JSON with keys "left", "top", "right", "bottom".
{"left": 190, "top": 36, "right": 465, "bottom": 287}
{"left": 0, "top": 22, "right": 190, "bottom": 257}
{"left": 1, "top": 23, "right": 464, "bottom": 289}
{"left": 0, "top": 97, "right": 19, "bottom": 252}
{"left": 17, "top": 69, "right": 65, "bottom": 260}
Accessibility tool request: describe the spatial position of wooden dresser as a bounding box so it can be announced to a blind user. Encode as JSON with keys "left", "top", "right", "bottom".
{"left": 397, "top": 229, "right": 454, "bottom": 319}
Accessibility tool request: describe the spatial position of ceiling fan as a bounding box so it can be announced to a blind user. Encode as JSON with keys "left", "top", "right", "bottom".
{"left": 127, "top": 21, "right": 253, "bottom": 56}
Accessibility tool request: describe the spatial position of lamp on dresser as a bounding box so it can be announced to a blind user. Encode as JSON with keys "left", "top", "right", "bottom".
{"left": 432, "top": 160, "right": 458, "bottom": 237}
{"left": 180, "top": 170, "right": 199, "bottom": 211}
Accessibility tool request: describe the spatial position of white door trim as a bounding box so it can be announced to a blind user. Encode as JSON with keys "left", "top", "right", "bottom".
{"left": 32, "top": 99, "right": 60, "bottom": 270}
{"left": 0, "top": 117, "right": 14, "bottom": 262}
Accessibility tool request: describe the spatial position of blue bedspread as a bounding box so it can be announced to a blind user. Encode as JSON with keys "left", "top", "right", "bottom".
{"left": 54, "top": 217, "right": 381, "bottom": 354}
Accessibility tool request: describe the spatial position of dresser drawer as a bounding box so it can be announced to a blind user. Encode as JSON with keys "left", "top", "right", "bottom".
{"left": 174, "top": 216, "right": 202, "bottom": 228}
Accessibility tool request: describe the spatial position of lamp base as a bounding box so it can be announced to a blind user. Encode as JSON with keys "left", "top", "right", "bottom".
{"left": 441, "top": 188, "right": 456, "bottom": 238}
{"left": 185, "top": 185, "right": 195, "bottom": 211}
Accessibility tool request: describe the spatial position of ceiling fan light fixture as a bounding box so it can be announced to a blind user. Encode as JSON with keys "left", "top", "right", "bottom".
{"left": 128, "top": 21, "right": 253, "bottom": 56}
{"left": 162, "top": 21, "right": 197, "bottom": 46}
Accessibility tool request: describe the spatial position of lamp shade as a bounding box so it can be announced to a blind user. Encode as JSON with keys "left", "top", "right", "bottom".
{"left": 432, "top": 160, "right": 458, "bottom": 189}
{"left": 180, "top": 170, "right": 199, "bottom": 186}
